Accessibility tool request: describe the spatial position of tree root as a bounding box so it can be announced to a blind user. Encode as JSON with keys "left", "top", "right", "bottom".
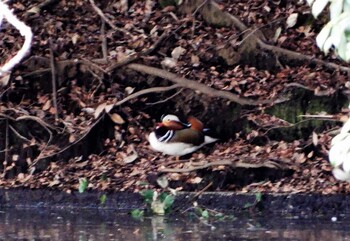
{"left": 185, "top": 0, "right": 350, "bottom": 73}
{"left": 159, "top": 159, "right": 286, "bottom": 173}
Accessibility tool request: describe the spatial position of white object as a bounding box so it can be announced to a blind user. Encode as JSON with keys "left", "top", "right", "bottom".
{"left": 148, "top": 132, "right": 216, "bottom": 156}
{"left": 329, "top": 117, "right": 350, "bottom": 181}
{"left": 0, "top": 1, "right": 33, "bottom": 77}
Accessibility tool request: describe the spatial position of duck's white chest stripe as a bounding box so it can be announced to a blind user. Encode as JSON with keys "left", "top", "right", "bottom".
{"left": 158, "top": 130, "right": 174, "bottom": 142}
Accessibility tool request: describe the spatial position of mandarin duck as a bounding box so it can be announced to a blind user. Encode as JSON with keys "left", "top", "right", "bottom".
{"left": 148, "top": 114, "right": 218, "bottom": 156}
{"left": 329, "top": 117, "right": 350, "bottom": 181}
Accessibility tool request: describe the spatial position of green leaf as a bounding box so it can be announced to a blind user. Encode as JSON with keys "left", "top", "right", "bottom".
{"left": 159, "top": 192, "right": 168, "bottom": 202}
{"left": 137, "top": 181, "right": 149, "bottom": 186}
{"left": 100, "top": 194, "right": 107, "bottom": 205}
{"left": 140, "top": 190, "right": 154, "bottom": 204}
{"left": 78, "top": 178, "right": 88, "bottom": 193}
{"left": 244, "top": 203, "right": 253, "bottom": 208}
{"left": 131, "top": 209, "right": 144, "bottom": 219}
{"left": 255, "top": 192, "right": 262, "bottom": 202}
{"left": 201, "top": 210, "right": 209, "bottom": 219}
{"left": 162, "top": 195, "right": 174, "bottom": 211}
{"left": 214, "top": 212, "right": 224, "bottom": 219}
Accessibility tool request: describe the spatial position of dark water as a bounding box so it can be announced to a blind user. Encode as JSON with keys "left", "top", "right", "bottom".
{"left": 0, "top": 208, "right": 350, "bottom": 241}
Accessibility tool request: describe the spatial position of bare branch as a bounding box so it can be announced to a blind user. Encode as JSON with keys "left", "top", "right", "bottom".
{"left": 114, "top": 84, "right": 182, "bottom": 107}
{"left": 49, "top": 38, "right": 59, "bottom": 122}
{"left": 88, "top": 0, "right": 133, "bottom": 37}
{"left": 127, "top": 63, "right": 272, "bottom": 106}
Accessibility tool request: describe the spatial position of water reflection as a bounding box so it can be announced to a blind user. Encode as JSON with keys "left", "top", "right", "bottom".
{"left": 0, "top": 208, "right": 350, "bottom": 241}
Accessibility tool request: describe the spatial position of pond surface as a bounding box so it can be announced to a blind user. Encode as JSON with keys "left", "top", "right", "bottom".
{"left": 0, "top": 208, "right": 350, "bottom": 241}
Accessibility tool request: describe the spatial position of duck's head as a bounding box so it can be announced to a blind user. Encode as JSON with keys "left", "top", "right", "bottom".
{"left": 157, "top": 114, "right": 190, "bottom": 130}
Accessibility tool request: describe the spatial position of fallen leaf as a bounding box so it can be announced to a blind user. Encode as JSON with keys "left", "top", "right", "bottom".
{"left": 105, "top": 104, "right": 114, "bottom": 113}
{"left": 125, "top": 86, "right": 135, "bottom": 95}
{"left": 0, "top": 73, "right": 11, "bottom": 85}
{"left": 191, "top": 54, "right": 200, "bottom": 67}
{"left": 161, "top": 57, "right": 177, "bottom": 68}
{"left": 286, "top": 13, "right": 298, "bottom": 28}
{"left": 123, "top": 151, "right": 138, "bottom": 163}
{"left": 157, "top": 176, "right": 169, "bottom": 189}
{"left": 94, "top": 103, "right": 107, "bottom": 119}
{"left": 69, "top": 134, "right": 76, "bottom": 143}
{"left": 171, "top": 46, "right": 186, "bottom": 60}
{"left": 109, "top": 113, "right": 125, "bottom": 124}
{"left": 312, "top": 132, "right": 318, "bottom": 146}
{"left": 27, "top": 6, "right": 40, "bottom": 14}
{"left": 189, "top": 177, "right": 202, "bottom": 184}
{"left": 71, "top": 33, "right": 79, "bottom": 44}
{"left": 43, "top": 100, "right": 52, "bottom": 111}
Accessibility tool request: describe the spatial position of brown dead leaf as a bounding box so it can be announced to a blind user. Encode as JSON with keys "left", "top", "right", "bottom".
{"left": 71, "top": 33, "right": 79, "bottom": 45}
{"left": 109, "top": 113, "right": 125, "bottom": 124}
{"left": 49, "top": 106, "right": 57, "bottom": 115}
{"left": 191, "top": 55, "right": 200, "bottom": 67}
{"left": 0, "top": 73, "right": 11, "bottom": 85}
{"left": 189, "top": 177, "right": 202, "bottom": 184}
{"left": 312, "top": 132, "right": 318, "bottom": 146}
{"left": 171, "top": 46, "right": 186, "bottom": 60}
{"left": 43, "top": 100, "right": 52, "bottom": 111}
{"left": 123, "top": 145, "right": 138, "bottom": 163}
{"left": 69, "top": 134, "right": 76, "bottom": 143}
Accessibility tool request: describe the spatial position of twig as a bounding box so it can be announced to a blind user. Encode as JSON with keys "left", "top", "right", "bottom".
{"left": 172, "top": 181, "right": 213, "bottom": 213}
{"left": 100, "top": 19, "right": 108, "bottom": 61}
{"left": 106, "top": 29, "right": 171, "bottom": 72}
{"left": 191, "top": 0, "right": 208, "bottom": 38}
{"left": 159, "top": 160, "right": 234, "bottom": 173}
{"left": 146, "top": 88, "right": 184, "bottom": 105}
{"left": 285, "top": 82, "right": 313, "bottom": 91}
{"left": 262, "top": 118, "right": 330, "bottom": 137}
{"left": 228, "top": 17, "right": 286, "bottom": 45}
{"left": 80, "top": 58, "right": 108, "bottom": 74}
{"left": 192, "top": 0, "right": 208, "bottom": 16}
{"left": 114, "top": 84, "right": 182, "bottom": 107}
{"left": 49, "top": 38, "right": 59, "bottom": 122}
{"left": 193, "top": 181, "right": 212, "bottom": 199}
{"left": 159, "top": 159, "right": 282, "bottom": 173}
{"left": 127, "top": 63, "right": 272, "bottom": 106}
{"left": 2, "top": 120, "right": 9, "bottom": 178}
{"left": 9, "top": 125, "right": 31, "bottom": 142}
{"left": 88, "top": 0, "right": 132, "bottom": 37}
{"left": 0, "top": 86, "right": 12, "bottom": 99}
{"left": 298, "top": 114, "right": 338, "bottom": 120}
{"left": 0, "top": 113, "right": 16, "bottom": 121}
{"left": 16, "top": 115, "right": 56, "bottom": 132}
{"left": 29, "top": 114, "right": 105, "bottom": 172}
{"left": 23, "top": 119, "right": 53, "bottom": 168}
